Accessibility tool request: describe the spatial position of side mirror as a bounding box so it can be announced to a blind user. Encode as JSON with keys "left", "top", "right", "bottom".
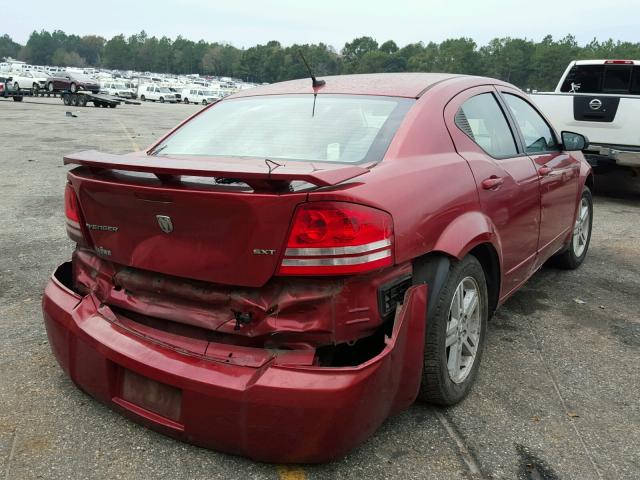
{"left": 561, "top": 131, "right": 589, "bottom": 151}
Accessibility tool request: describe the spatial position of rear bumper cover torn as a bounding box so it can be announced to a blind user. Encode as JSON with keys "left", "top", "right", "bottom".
{"left": 42, "top": 262, "right": 427, "bottom": 463}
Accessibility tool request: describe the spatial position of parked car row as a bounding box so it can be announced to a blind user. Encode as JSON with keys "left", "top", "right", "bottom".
{"left": 137, "top": 85, "right": 221, "bottom": 104}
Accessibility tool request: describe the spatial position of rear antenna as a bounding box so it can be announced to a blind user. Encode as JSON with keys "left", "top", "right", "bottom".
{"left": 298, "top": 50, "right": 325, "bottom": 88}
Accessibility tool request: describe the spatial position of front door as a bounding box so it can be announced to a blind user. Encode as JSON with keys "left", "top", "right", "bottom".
{"left": 498, "top": 89, "right": 580, "bottom": 263}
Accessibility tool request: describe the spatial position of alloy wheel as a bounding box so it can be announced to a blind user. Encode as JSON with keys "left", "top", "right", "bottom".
{"left": 572, "top": 197, "right": 590, "bottom": 257}
{"left": 446, "top": 276, "right": 482, "bottom": 384}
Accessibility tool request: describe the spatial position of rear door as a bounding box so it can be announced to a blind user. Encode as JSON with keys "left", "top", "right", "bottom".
{"left": 445, "top": 86, "right": 541, "bottom": 296}
{"left": 497, "top": 88, "right": 580, "bottom": 263}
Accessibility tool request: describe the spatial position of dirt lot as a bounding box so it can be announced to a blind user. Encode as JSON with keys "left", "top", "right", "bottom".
{"left": 1, "top": 96, "right": 639, "bottom": 480}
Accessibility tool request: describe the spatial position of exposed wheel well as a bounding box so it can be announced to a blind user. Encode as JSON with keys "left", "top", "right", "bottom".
{"left": 468, "top": 243, "right": 500, "bottom": 316}
{"left": 585, "top": 173, "right": 594, "bottom": 192}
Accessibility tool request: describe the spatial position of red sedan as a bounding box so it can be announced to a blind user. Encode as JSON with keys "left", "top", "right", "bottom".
{"left": 42, "top": 73, "right": 593, "bottom": 463}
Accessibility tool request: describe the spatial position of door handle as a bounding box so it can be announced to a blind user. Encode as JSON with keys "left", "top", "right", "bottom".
{"left": 539, "top": 165, "right": 564, "bottom": 177}
{"left": 538, "top": 166, "right": 552, "bottom": 176}
{"left": 481, "top": 176, "right": 504, "bottom": 190}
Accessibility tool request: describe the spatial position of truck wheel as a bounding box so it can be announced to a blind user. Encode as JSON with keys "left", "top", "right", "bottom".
{"left": 78, "top": 95, "right": 87, "bottom": 107}
{"left": 63, "top": 94, "right": 71, "bottom": 106}
{"left": 13, "top": 82, "right": 19, "bottom": 90}
{"left": 552, "top": 186, "right": 593, "bottom": 269}
{"left": 418, "top": 255, "right": 488, "bottom": 405}
{"left": 108, "top": 103, "right": 116, "bottom": 108}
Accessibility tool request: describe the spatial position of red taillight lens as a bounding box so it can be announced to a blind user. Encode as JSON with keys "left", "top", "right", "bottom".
{"left": 64, "top": 183, "right": 80, "bottom": 224}
{"left": 604, "top": 60, "right": 634, "bottom": 64}
{"left": 278, "top": 202, "right": 394, "bottom": 276}
{"left": 64, "top": 183, "right": 85, "bottom": 243}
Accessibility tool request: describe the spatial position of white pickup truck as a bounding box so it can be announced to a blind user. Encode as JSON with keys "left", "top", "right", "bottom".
{"left": 531, "top": 60, "right": 640, "bottom": 171}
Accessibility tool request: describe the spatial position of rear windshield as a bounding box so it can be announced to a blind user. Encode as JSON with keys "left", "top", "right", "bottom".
{"left": 560, "top": 64, "right": 640, "bottom": 94}
{"left": 153, "top": 94, "right": 413, "bottom": 164}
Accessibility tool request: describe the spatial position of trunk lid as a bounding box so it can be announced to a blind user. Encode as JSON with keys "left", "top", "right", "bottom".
{"left": 65, "top": 150, "right": 368, "bottom": 287}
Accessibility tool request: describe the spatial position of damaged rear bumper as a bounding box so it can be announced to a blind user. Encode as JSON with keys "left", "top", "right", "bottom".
{"left": 42, "top": 262, "right": 427, "bottom": 463}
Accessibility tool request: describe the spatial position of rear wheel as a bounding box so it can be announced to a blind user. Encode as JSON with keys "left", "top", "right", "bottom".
{"left": 108, "top": 103, "right": 116, "bottom": 108}
{"left": 418, "top": 255, "right": 488, "bottom": 405}
{"left": 183, "top": 98, "right": 189, "bottom": 104}
{"left": 47, "top": 82, "right": 54, "bottom": 92}
{"left": 13, "top": 82, "right": 19, "bottom": 90}
{"left": 159, "top": 96, "right": 165, "bottom": 103}
{"left": 552, "top": 186, "right": 593, "bottom": 269}
{"left": 32, "top": 83, "right": 39, "bottom": 95}
{"left": 140, "top": 95, "right": 146, "bottom": 101}
{"left": 70, "top": 83, "right": 77, "bottom": 93}
{"left": 202, "top": 99, "right": 207, "bottom": 105}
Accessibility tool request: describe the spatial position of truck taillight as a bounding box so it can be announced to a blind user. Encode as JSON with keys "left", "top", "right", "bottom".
{"left": 277, "top": 202, "right": 393, "bottom": 276}
{"left": 64, "top": 183, "right": 85, "bottom": 242}
{"left": 604, "top": 60, "right": 634, "bottom": 64}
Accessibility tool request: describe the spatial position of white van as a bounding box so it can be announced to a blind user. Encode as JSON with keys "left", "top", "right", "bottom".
{"left": 139, "top": 85, "right": 177, "bottom": 103}
{"left": 181, "top": 88, "right": 218, "bottom": 105}
{"left": 101, "top": 81, "right": 137, "bottom": 98}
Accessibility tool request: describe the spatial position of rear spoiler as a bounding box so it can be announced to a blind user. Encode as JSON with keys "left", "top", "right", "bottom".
{"left": 63, "top": 150, "right": 369, "bottom": 188}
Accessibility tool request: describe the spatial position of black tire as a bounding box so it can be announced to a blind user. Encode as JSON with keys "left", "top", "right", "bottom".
{"left": 13, "top": 96, "right": 23, "bottom": 102}
{"left": 93, "top": 102, "right": 100, "bottom": 107}
{"left": 159, "top": 97, "right": 165, "bottom": 103}
{"left": 63, "top": 94, "right": 71, "bottom": 106}
{"left": 202, "top": 99, "right": 207, "bottom": 105}
{"left": 78, "top": 95, "right": 87, "bottom": 107}
{"left": 552, "top": 186, "right": 593, "bottom": 269}
{"left": 72, "top": 95, "right": 80, "bottom": 107}
{"left": 70, "top": 83, "right": 77, "bottom": 93}
{"left": 13, "top": 82, "right": 19, "bottom": 90}
{"left": 140, "top": 95, "right": 146, "bottom": 101}
{"left": 47, "top": 82, "right": 54, "bottom": 92}
{"left": 418, "top": 255, "right": 488, "bottom": 405}
{"left": 108, "top": 103, "right": 116, "bottom": 108}
{"left": 183, "top": 98, "right": 189, "bottom": 104}
{"left": 32, "top": 83, "right": 39, "bottom": 95}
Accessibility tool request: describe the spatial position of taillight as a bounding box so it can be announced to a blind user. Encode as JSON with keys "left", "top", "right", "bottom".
{"left": 277, "top": 202, "right": 394, "bottom": 275}
{"left": 604, "top": 60, "right": 634, "bottom": 64}
{"left": 64, "top": 183, "right": 84, "bottom": 242}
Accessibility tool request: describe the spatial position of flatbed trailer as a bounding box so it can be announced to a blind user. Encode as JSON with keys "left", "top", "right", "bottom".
{"left": 9, "top": 86, "right": 141, "bottom": 108}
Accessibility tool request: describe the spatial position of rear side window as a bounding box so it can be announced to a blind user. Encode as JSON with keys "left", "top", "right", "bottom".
{"left": 455, "top": 93, "right": 518, "bottom": 158}
{"left": 503, "top": 94, "right": 559, "bottom": 154}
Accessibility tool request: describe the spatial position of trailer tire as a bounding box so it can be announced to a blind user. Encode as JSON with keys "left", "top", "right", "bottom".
{"left": 78, "top": 95, "right": 87, "bottom": 107}
{"left": 108, "top": 103, "right": 116, "bottom": 108}
{"left": 63, "top": 94, "right": 71, "bottom": 106}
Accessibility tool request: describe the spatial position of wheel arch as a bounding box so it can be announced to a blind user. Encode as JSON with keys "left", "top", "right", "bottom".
{"left": 413, "top": 211, "right": 503, "bottom": 317}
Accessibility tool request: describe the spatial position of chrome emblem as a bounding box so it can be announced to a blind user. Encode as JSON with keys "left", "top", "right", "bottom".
{"left": 589, "top": 98, "right": 602, "bottom": 110}
{"left": 156, "top": 215, "right": 173, "bottom": 233}
{"left": 253, "top": 249, "right": 276, "bottom": 255}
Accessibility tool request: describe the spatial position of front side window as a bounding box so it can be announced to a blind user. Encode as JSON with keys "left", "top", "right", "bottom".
{"left": 503, "top": 94, "right": 559, "bottom": 154}
{"left": 455, "top": 93, "right": 518, "bottom": 158}
{"left": 153, "top": 94, "right": 413, "bottom": 164}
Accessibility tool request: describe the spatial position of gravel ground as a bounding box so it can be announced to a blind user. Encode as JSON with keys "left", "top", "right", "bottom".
{"left": 1, "top": 96, "right": 638, "bottom": 480}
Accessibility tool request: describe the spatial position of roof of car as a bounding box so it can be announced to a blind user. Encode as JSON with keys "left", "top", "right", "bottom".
{"left": 229, "top": 73, "right": 463, "bottom": 99}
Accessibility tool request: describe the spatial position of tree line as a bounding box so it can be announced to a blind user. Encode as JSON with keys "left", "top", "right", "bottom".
{"left": 2, "top": 30, "right": 640, "bottom": 90}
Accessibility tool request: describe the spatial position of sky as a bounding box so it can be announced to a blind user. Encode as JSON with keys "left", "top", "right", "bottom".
{"left": 5, "top": 0, "right": 640, "bottom": 48}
